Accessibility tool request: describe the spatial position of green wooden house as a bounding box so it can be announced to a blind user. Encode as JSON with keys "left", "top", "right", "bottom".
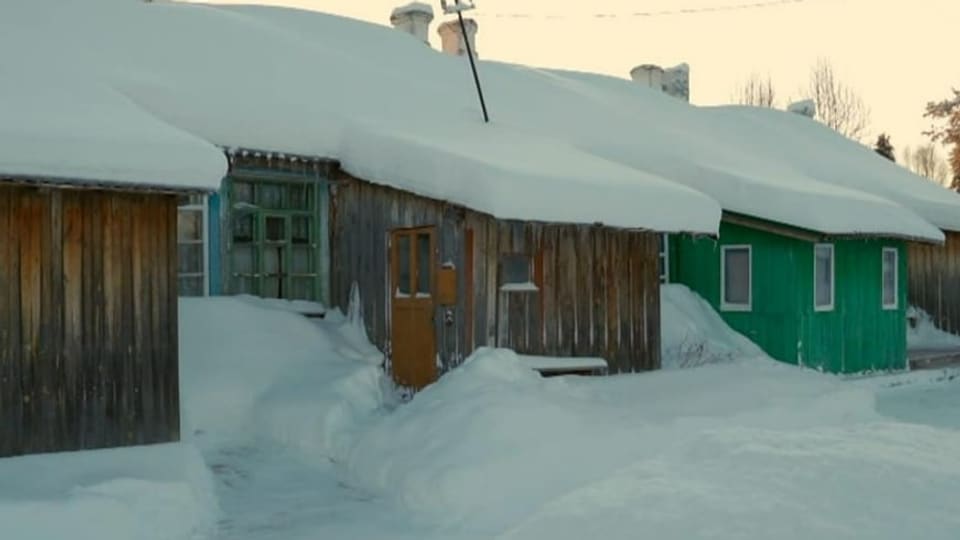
{"left": 664, "top": 215, "right": 908, "bottom": 373}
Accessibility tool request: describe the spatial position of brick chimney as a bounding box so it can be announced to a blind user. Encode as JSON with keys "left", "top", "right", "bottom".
{"left": 390, "top": 2, "right": 435, "bottom": 45}
{"left": 438, "top": 18, "right": 478, "bottom": 58}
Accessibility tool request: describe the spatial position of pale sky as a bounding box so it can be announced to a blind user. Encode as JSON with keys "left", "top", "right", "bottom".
{"left": 198, "top": 0, "right": 958, "bottom": 152}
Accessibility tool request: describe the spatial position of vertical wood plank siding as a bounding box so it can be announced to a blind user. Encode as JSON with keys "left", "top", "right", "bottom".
{"left": 0, "top": 184, "right": 180, "bottom": 457}
{"left": 909, "top": 232, "right": 960, "bottom": 336}
{"left": 330, "top": 174, "right": 660, "bottom": 375}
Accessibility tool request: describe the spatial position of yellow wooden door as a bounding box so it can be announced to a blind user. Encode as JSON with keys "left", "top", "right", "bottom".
{"left": 390, "top": 227, "right": 437, "bottom": 390}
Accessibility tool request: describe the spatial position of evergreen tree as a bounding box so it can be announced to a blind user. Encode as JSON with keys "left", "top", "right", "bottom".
{"left": 874, "top": 133, "right": 895, "bottom": 162}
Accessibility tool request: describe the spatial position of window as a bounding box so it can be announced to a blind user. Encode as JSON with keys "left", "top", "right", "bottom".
{"left": 882, "top": 247, "right": 898, "bottom": 309}
{"left": 177, "top": 194, "right": 207, "bottom": 297}
{"left": 396, "top": 235, "right": 411, "bottom": 297}
{"left": 814, "top": 244, "right": 834, "bottom": 311}
{"left": 227, "top": 177, "right": 322, "bottom": 301}
{"left": 658, "top": 233, "right": 670, "bottom": 284}
{"left": 416, "top": 232, "right": 432, "bottom": 297}
{"left": 500, "top": 253, "right": 537, "bottom": 292}
{"left": 721, "top": 245, "right": 751, "bottom": 311}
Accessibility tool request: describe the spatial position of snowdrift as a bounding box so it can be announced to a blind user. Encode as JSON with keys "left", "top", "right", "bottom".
{"left": 342, "top": 348, "right": 960, "bottom": 538}
{"left": 660, "top": 284, "right": 768, "bottom": 368}
{"left": 178, "top": 296, "right": 391, "bottom": 459}
{"left": 907, "top": 306, "right": 960, "bottom": 350}
{"left": 0, "top": 443, "right": 217, "bottom": 540}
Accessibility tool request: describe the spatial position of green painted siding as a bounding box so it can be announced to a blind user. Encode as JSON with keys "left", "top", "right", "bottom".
{"left": 670, "top": 221, "right": 907, "bottom": 373}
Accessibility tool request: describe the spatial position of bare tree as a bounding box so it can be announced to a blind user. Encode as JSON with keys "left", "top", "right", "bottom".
{"left": 732, "top": 73, "right": 777, "bottom": 108}
{"left": 902, "top": 144, "right": 952, "bottom": 186}
{"left": 924, "top": 88, "right": 960, "bottom": 189}
{"left": 807, "top": 58, "right": 871, "bottom": 141}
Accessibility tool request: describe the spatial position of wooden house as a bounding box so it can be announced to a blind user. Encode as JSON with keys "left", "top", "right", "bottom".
{"left": 0, "top": 178, "right": 199, "bottom": 457}
{"left": 186, "top": 151, "right": 672, "bottom": 390}
{"left": 908, "top": 231, "right": 960, "bottom": 337}
{"left": 666, "top": 215, "right": 910, "bottom": 373}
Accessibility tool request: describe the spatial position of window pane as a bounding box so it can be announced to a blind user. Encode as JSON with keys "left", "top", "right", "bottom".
{"left": 417, "top": 233, "right": 432, "bottom": 295}
{"left": 397, "top": 236, "right": 411, "bottom": 296}
{"left": 232, "top": 245, "right": 255, "bottom": 273}
{"left": 233, "top": 214, "right": 255, "bottom": 242}
{"left": 815, "top": 245, "right": 833, "bottom": 308}
{"left": 265, "top": 216, "right": 286, "bottom": 242}
{"left": 233, "top": 181, "right": 253, "bottom": 203}
{"left": 178, "top": 209, "right": 202, "bottom": 242}
{"left": 292, "top": 245, "right": 313, "bottom": 274}
{"left": 292, "top": 216, "right": 310, "bottom": 244}
{"left": 289, "top": 184, "right": 312, "bottom": 211}
{"left": 290, "top": 277, "right": 316, "bottom": 301}
{"left": 263, "top": 277, "right": 281, "bottom": 298}
{"left": 883, "top": 249, "right": 897, "bottom": 306}
{"left": 233, "top": 275, "right": 257, "bottom": 295}
{"left": 177, "top": 244, "right": 203, "bottom": 274}
{"left": 501, "top": 254, "right": 531, "bottom": 285}
{"left": 724, "top": 248, "right": 750, "bottom": 306}
{"left": 258, "top": 184, "right": 284, "bottom": 209}
{"left": 264, "top": 246, "right": 283, "bottom": 275}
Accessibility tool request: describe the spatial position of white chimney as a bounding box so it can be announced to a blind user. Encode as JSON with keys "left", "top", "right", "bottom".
{"left": 629, "top": 64, "right": 664, "bottom": 90}
{"left": 390, "top": 2, "right": 435, "bottom": 44}
{"left": 662, "top": 63, "right": 690, "bottom": 102}
{"left": 438, "top": 18, "right": 478, "bottom": 58}
{"left": 788, "top": 99, "right": 816, "bottom": 118}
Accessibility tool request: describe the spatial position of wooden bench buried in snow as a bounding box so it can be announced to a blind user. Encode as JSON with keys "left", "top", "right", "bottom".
{"left": 519, "top": 355, "right": 609, "bottom": 376}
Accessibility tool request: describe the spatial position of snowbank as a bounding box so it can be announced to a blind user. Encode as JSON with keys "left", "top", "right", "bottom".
{"left": 660, "top": 284, "right": 767, "bottom": 368}
{"left": 907, "top": 306, "right": 960, "bottom": 350}
{"left": 178, "top": 297, "right": 389, "bottom": 459}
{"left": 342, "top": 348, "right": 960, "bottom": 538}
{"left": 0, "top": 443, "right": 217, "bottom": 540}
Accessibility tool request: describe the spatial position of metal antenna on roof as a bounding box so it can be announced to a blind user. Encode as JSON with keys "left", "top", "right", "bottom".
{"left": 441, "top": 0, "right": 489, "bottom": 123}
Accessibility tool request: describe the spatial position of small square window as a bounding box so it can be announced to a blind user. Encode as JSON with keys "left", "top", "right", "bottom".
{"left": 882, "top": 248, "right": 898, "bottom": 310}
{"left": 814, "top": 244, "right": 834, "bottom": 311}
{"left": 721, "top": 245, "right": 751, "bottom": 311}
{"left": 500, "top": 254, "right": 536, "bottom": 292}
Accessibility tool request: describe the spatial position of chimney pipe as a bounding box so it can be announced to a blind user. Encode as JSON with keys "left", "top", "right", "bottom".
{"left": 438, "top": 18, "right": 478, "bottom": 58}
{"left": 629, "top": 64, "right": 664, "bottom": 90}
{"left": 390, "top": 2, "right": 435, "bottom": 45}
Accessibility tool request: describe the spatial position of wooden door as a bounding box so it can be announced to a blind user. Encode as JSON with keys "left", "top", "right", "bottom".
{"left": 390, "top": 227, "right": 437, "bottom": 390}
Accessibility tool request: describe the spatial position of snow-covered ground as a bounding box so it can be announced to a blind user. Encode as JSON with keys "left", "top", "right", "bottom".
{"left": 4, "top": 293, "right": 960, "bottom": 539}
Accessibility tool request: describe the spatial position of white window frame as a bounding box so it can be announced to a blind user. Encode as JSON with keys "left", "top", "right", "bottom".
{"left": 720, "top": 244, "right": 752, "bottom": 312}
{"left": 659, "top": 233, "right": 670, "bottom": 284}
{"left": 813, "top": 243, "right": 835, "bottom": 312}
{"left": 177, "top": 194, "right": 210, "bottom": 297}
{"left": 882, "top": 247, "right": 899, "bottom": 310}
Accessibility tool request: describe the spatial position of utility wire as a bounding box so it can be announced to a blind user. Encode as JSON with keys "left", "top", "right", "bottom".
{"left": 472, "top": 0, "right": 807, "bottom": 20}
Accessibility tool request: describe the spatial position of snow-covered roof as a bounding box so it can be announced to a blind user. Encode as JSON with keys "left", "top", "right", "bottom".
{"left": 0, "top": 70, "right": 226, "bottom": 191}
{"left": 0, "top": 0, "right": 718, "bottom": 234}
{"left": 3, "top": 0, "right": 954, "bottom": 240}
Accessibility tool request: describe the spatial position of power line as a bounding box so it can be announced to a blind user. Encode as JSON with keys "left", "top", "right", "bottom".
{"left": 472, "top": 0, "right": 808, "bottom": 20}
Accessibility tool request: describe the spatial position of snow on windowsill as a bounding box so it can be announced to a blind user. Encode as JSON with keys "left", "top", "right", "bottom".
{"left": 519, "top": 354, "right": 608, "bottom": 374}
{"left": 500, "top": 282, "right": 539, "bottom": 293}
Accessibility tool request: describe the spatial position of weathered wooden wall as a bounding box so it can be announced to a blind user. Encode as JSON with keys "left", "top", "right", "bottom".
{"left": 330, "top": 174, "right": 661, "bottom": 377}
{"left": 0, "top": 184, "right": 180, "bottom": 457}
{"left": 909, "top": 232, "right": 960, "bottom": 336}
{"left": 466, "top": 217, "right": 661, "bottom": 374}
